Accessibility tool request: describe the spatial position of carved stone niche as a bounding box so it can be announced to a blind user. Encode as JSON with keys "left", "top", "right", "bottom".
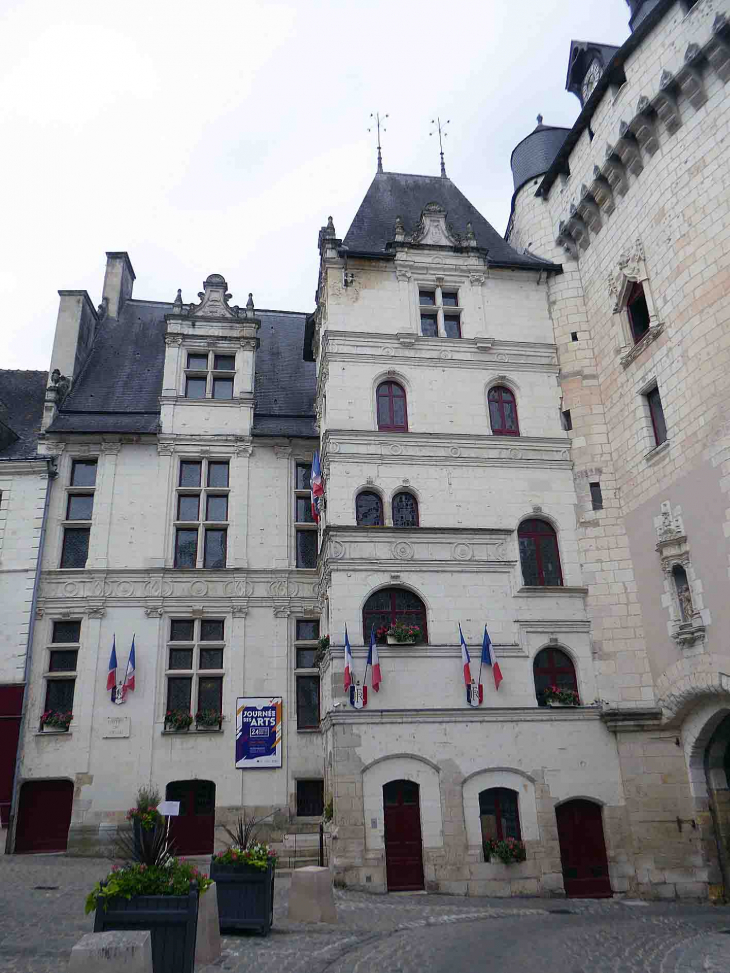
{"left": 607, "top": 238, "right": 664, "bottom": 365}
{"left": 655, "top": 500, "right": 706, "bottom": 648}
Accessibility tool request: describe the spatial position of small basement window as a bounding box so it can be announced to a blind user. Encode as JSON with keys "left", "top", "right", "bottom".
{"left": 589, "top": 482, "right": 603, "bottom": 510}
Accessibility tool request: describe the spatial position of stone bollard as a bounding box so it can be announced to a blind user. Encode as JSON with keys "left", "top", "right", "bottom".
{"left": 288, "top": 865, "right": 337, "bottom": 923}
{"left": 68, "top": 930, "right": 153, "bottom": 972}
{"left": 195, "top": 881, "right": 222, "bottom": 966}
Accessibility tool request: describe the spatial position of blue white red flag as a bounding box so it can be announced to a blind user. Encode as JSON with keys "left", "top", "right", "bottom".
{"left": 107, "top": 636, "right": 117, "bottom": 695}
{"left": 367, "top": 626, "right": 381, "bottom": 692}
{"left": 123, "top": 637, "right": 136, "bottom": 694}
{"left": 459, "top": 624, "right": 472, "bottom": 687}
{"left": 344, "top": 626, "right": 354, "bottom": 691}
{"left": 482, "top": 626, "right": 503, "bottom": 690}
{"left": 310, "top": 451, "right": 324, "bottom": 523}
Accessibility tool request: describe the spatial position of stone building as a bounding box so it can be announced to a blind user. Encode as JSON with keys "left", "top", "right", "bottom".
{"left": 4, "top": 0, "right": 730, "bottom": 903}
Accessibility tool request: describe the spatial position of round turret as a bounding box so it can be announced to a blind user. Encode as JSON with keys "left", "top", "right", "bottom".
{"left": 509, "top": 116, "right": 571, "bottom": 196}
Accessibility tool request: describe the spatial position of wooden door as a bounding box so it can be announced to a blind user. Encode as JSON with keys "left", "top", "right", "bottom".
{"left": 15, "top": 779, "right": 74, "bottom": 853}
{"left": 166, "top": 780, "right": 215, "bottom": 855}
{"left": 383, "top": 779, "right": 425, "bottom": 892}
{"left": 0, "top": 686, "right": 23, "bottom": 826}
{"left": 556, "top": 799, "right": 612, "bottom": 898}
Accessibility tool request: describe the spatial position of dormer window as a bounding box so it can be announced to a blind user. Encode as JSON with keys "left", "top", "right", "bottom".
{"left": 419, "top": 287, "right": 462, "bottom": 339}
{"left": 184, "top": 352, "right": 236, "bottom": 400}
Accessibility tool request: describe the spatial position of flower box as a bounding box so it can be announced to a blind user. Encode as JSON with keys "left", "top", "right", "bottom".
{"left": 386, "top": 635, "right": 414, "bottom": 645}
{"left": 547, "top": 701, "right": 576, "bottom": 708}
{"left": 209, "top": 859, "right": 275, "bottom": 935}
{"left": 93, "top": 887, "right": 199, "bottom": 973}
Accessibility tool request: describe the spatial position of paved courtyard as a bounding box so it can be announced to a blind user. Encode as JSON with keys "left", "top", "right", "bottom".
{"left": 1, "top": 854, "right": 730, "bottom": 972}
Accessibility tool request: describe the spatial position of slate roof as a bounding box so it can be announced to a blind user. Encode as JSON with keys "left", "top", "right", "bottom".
{"left": 510, "top": 121, "right": 571, "bottom": 194}
{"left": 49, "top": 301, "right": 316, "bottom": 439}
{"left": 341, "top": 171, "right": 557, "bottom": 270}
{"left": 0, "top": 370, "right": 48, "bottom": 460}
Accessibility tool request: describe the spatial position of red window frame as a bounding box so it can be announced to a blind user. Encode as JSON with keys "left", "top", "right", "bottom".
{"left": 488, "top": 386, "right": 520, "bottom": 436}
{"left": 533, "top": 647, "right": 579, "bottom": 705}
{"left": 362, "top": 588, "right": 427, "bottom": 643}
{"left": 518, "top": 519, "right": 563, "bottom": 586}
{"left": 376, "top": 381, "right": 408, "bottom": 432}
{"left": 479, "top": 787, "right": 522, "bottom": 841}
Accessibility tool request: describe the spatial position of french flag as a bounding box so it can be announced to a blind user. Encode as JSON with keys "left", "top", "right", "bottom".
{"left": 459, "top": 624, "right": 472, "bottom": 687}
{"left": 343, "top": 626, "right": 354, "bottom": 692}
{"left": 482, "top": 626, "right": 503, "bottom": 691}
{"left": 123, "top": 637, "right": 136, "bottom": 694}
{"left": 367, "top": 626, "right": 381, "bottom": 692}
{"left": 310, "top": 451, "right": 324, "bottom": 523}
{"left": 107, "top": 636, "right": 117, "bottom": 697}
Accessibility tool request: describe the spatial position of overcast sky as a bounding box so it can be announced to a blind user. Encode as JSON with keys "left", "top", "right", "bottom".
{"left": 1, "top": 0, "right": 631, "bottom": 371}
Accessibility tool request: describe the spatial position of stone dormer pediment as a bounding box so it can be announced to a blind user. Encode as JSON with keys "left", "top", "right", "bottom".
{"left": 411, "top": 203, "right": 458, "bottom": 247}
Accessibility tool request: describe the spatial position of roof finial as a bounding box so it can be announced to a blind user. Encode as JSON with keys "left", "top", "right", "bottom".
{"left": 173, "top": 288, "right": 183, "bottom": 307}
{"left": 368, "top": 112, "right": 388, "bottom": 173}
{"left": 246, "top": 293, "right": 254, "bottom": 313}
{"left": 537, "top": 113, "right": 544, "bottom": 125}
{"left": 430, "top": 116, "right": 450, "bottom": 177}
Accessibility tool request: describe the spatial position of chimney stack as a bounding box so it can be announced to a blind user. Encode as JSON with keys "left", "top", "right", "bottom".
{"left": 102, "top": 251, "right": 136, "bottom": 320}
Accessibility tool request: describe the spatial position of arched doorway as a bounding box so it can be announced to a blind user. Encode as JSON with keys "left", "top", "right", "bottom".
{"left": 555, "top": 799, "right": 612, "bottom": 898}
{"left": 15, "top": 779, "right": 74, "bottom": 853}
{"left": 165, "top": 780, "right": 215, "bottom": 856}
{"left": 383, "top": 779, "right": 424, "bottom": 892}
{"left": 702, "top": 713, "right": 730, "bottom": 892}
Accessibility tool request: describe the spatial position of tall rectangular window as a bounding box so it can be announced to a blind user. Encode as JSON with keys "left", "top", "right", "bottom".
{"left": 295, "top": 617, "right": 320, "bottom": 731}
{"left": 165, "top": 618, "right": 225, "bottom": 726}
{"left": 60, "top": 459, "right": 97, "bottom": 568}
{"left": 419, "top": 287, "right": 462, "bottom": 338}
{"left": 646, "top": 386, "right": 668, "bottom": 447}
{"left": 589, "top": 482, "right": 603, "bottom": 510}
{"left": 43, "top": 619, "right": 81, "bottom": 725}
{"left": 174, "top": 459, "right": 229, "bottom": 568}
{"left": 294, "top": 462, "right": 317, "bottom": 569}
{"left": 183, "top": 351, "right": 236, "bottom": 400}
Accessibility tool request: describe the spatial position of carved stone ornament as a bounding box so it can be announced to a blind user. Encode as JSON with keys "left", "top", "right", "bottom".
{"left": 188, "top": 274, "right": 246, "bottom": 320}
{"left": 392, "top": 540, "right": 414, "bottom": 561}
{"left": 608, "top": 239, "right": 646, "bottom": 313}
{"left": 411, "top": 203, "right": 458, "bottom": 247}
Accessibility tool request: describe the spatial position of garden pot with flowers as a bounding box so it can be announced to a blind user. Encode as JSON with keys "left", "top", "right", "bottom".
{"left": 210, "top": 813, "right": 277, "bottom": 935}
{"left": 543, "top": 686, "right": 580, "bottom": 707}
{"left": 483, "top": 837, "right": 527, "bottom": 865}
{"left": 195, "top": 709, "right": 223, "bottom": 731}
{"left": 382, "top": 621, "right": 422, "bottom": 645}
{"left": 40, "top": 709, "right": 72, "bottom": 732}
{"left": 164, "top": 709, "right": 193, "bottom": 732}
{"left": 127, "top": 785, "right": 164, "bottom": 860}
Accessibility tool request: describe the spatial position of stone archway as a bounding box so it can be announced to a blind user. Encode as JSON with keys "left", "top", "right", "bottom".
{"left": 685, "top": 702, "right": 730, "bottom": 895}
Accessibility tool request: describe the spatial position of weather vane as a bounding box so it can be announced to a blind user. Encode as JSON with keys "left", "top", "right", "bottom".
{"left": 368, "top": 112, "right": 388, "bottom": 174}
{"left": 430, "top": 116, "right": 450, "bottom": 177}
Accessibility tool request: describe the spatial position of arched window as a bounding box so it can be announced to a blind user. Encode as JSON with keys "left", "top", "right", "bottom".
{"left": 377, "top": 381, "right": 408, "bottom": 432}
{"left": 392, "top": 492, "right": 419, "bottom": 527}
{"left": 533, "top": 647, "right": 579, "bottom": 706}
{"left": 356, "top": 492, "right": 383, "bottom": 526}
{"left": 488, "top": 386, "right": 520, "bottom": 436}
{"left": 518, "top": 519, "right": 563, "bottom": 586}
{"left": 362, "top": 588, "right": 427, "bottom": 643}
{"left": 479, "top": 788, "right": 521, "bottom": 858}
{"left": 626, "top": 281, "right": 650, "bottom": 344}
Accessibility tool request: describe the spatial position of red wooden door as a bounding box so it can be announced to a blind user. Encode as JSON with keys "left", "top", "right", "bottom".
{"left": 383, "top": 780, "right": 425, "bottom": 891}
{"left": 15, "top": 779, "right": 74, "bottom": 853}
{"left": 556, "top": 799, "right": 612, "bottom": 898}
{"left": 0, "top": 686, "right": 24, "bottom": 826}
{"left": 166, "top": 780, "right": 215, "bottom": 855}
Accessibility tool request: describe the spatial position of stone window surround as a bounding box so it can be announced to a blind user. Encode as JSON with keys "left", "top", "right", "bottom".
{"left": 59, "top": 455, "right": 99, "bottom": 570}
{"left": 172, "top": 456, "right": 230, "bottom": 570}
{"left": 608, "top": 239, "right": 665, "bottom": 368}
{"left": 353, "top": 481, "right": 421, "bottom": 528}
{"left": 417, "top": 283, "right": 463, "bottom": 339}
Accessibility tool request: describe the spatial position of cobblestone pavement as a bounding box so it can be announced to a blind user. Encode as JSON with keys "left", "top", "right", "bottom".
{"left": 2, "top": 855, "right": 730, "bottom": 972}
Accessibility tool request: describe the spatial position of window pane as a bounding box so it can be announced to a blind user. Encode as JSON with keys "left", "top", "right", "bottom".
{"left": 170, "top": 619, "right": 194, "bottom": 641}
{"left": 200, "top": 620, "right": 224, "bottom": 642}
{"left": 628, "top": 284, "right": 650, "bottom": 342}
{"left": 419, "top": 290, "right": 436, "bottom": 306}
{"left": 177, "top": 495, "right": 200, "bottom": 522}
{"left": 503, "top": 401, "right": 518, "bottom": 431}
{"left": 167, "top": 677, "right": 192, "bottom": 712}
{"left": 394, "top": 589, "right": 424, "bottom": 611}
{"left": 188, "top": 353, "right": 208, "bottom": 370}
{"left": 356, "top": 492, "right": 383, "bottom": 526}
{"left": 49, "top": 650, "right": 78, "bottom": 672}
{"left": 590, "top": 482, "right": 603, "bottom": 510}
{"left": 392, "top": 393, "right": 406, "bottom": 428}
{"left": 444, "top": 315, "right": 461, "bottom": 338}
{"left": 296, "top": 780, "right": 324, "bottom": 816}
{"left": 296, "top": 620, "right": 319, "bottom": 641}
{"left": 212, "top": 377, "right": 234, "bottom": 400}
{"left": 45, "top": 678, "right": 75, "bottom": 713}
{"left": 214, "top": 354, "right": 236, "bottom": 371}
{"left": 392, "top": 492, "right": 418, "bottom": 527}
{"left": 296, "top": 675, "right": 320, "bottom": 728}
{"left": 203, "top": 529, "right": 227, "bottom": 569}
{"left": 539, "top": 536, "right": 563, "bottom": 586}
{"left": 519, "top": 536, "right": 540, "bottom": 585}
{"left": 67, "top": 494, "right": 94, "bottom": 520}
{"left": 71, "top": 460, "right": 97, "bottom": 487}
{"left": 179, "top": 461, "right": 202, "bottom": 487}
{"left": 648, "top": 388, "right": 667, "bottom": 445}
{"left": 60, "top": 528, "right": 89, "bottom": 568}
{"left": 185, "top": 377, "right": 207, "bottom": 399}
{"left": 420, "top": 314, "right": 438, "bottom": 337}
{"left": 377, "top": 388, "right": 391, "bottom": 427}
{"left": 52, "top": 620, "right": 81, "bottom": 643}
{"left": 206, "top": 495, "right": 228, "bottom": 521}
{"left": 200, "top": 648, "right": 224, "bottom": 669}
{"left": 296, "top": 464, "right": 312, "bottom": 490}
{"left": 207, "top": 461, "right": 229, "bottom": 488}
{"left": 198, "top": 677, "right": 223, "bottom": 712}
{"left": 296, "top": 648, "right": 318, "bottom": 668}
{"left": 488, "top": 399, "right": 502, "bottom": 430}
{"left": 296, "top": 496, "right": 315, "bottom": 523}
{"left": 442, "top": 291, "right": 459, "bottom": 307}
{"left": 169, "top": 648, "right": 193, "bottom": 669}
{"left": 174, "top": 528, "right": 198, "bottom": 568}
{"left": 296, "top": 529, "right": 317, "bottom": 568}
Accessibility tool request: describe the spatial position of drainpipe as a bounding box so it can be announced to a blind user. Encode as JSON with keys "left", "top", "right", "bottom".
{"left": 4, "top": 457, "right": 57, "bottom": 854}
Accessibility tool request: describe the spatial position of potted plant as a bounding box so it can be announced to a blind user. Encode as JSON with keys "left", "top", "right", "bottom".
{"left": 483, "top": 837, "right": 527, "bottom": 864}
{"left": 543, "top": 685, "right": 580, "bottom": 707}
{"left": 164, "top": 709, "right": 193, "bottom": 731}
{"left": 87, "top": 826, "right": 212, "bottom": 973}
{"left": 386, "top": 621, "right": 421, "bottom": 645}
{"left": 40, "top": 709, "right": 73, "bottom": 732}
{"left": 210, "top": 812, "right": 277, "bottom": 935}
{"left": 314, "top": 635, "right": 330, "bottom": 668}
{"left": 126, "top": 785, "right": 163, "bottom": 858}
{"left": 195, "top": 709, "right": 223, "bottom": 731}
{"left": 375, "top": 626, "right": 390, "bottom": 645}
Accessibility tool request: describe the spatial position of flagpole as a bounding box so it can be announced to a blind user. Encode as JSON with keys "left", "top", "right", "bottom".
{"left": 478, "top": 626, "right": 485, "bottom": 687}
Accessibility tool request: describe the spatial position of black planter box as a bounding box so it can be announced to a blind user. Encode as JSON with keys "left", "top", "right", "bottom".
{"left": 93, "top": 888, "right": 198, "bottom": 973}
{"left": 209, "top": 859, "right": 275, "bottom": 935}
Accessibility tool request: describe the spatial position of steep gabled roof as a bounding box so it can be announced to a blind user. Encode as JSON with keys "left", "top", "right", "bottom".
{"left": 342, "top": 171, "right": 558, "bottom": 270}
{"left": 0, "top": 370, "right": 48, "bottom": 460}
